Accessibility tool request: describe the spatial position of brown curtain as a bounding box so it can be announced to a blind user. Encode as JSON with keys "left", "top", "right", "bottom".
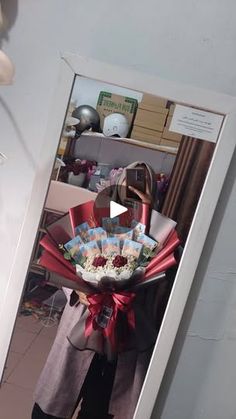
{"left": 161, "top": 136, "right": 215, "bottom": 243}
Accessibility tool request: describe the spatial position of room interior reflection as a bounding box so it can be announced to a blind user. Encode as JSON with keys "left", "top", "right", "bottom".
{"left": 3, "top": 74, "right": 216, "bottom": 419}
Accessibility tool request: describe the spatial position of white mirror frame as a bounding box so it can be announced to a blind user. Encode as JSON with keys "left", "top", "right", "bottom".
{"left": 1, "top": 53, "right": 236, "bottom": 418}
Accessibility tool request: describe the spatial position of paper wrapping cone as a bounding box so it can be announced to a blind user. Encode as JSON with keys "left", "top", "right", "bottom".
{"left": 40, "top": 234, "right": 75, "bottom": 273}
{"left": 146, "top": 230, "right": 181, "bottom": 273}
{"left": 38, "top": 200, "right": 181, "bottom": 359}
{"left": 40, "top": 251, "right": 93, "bottom": 293}
{"left": 144, "top": 253, "right": 177, "bottom": 279}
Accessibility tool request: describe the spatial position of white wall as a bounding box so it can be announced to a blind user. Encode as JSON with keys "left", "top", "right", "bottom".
{"left": 71, "top": 76, "right": 143, "bottom": 107}
{"left": 0, "top": 0, "right": 236, "bottom": 418}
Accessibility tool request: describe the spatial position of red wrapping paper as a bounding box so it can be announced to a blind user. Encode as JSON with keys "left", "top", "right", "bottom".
{"left": 39, "top": 200, "right": 180, "bottom": 355}
{"left": 139, "top": 203, "right": 150, "bottom": 227}
{"left": 40, "top": 251, "right": 76, "bottom": 280}
{"left": 69, "top": 200, "right": 95, "bottom": 234}
{"left": 146, "top": 229, "right": 181, "bottom": 273}
{"left": 40, "top": 251, "right": 93, "bottom": 293}
{"left": 144, "top": 253, "right": 177, "bottom": 279}
{"left": 40, "top": 201, "right": 180, "bottom": 289}
{"left": 92, "top": 206, "right": 111, "bottom": 227}
{"left": 46, "top": 224, "right": 71, "bottom": 246}
{"left": 85, "top": 292, "right": 136, "bottom": 350}
{"left": 40, "top": 234, "right": 75, "bottom": 273}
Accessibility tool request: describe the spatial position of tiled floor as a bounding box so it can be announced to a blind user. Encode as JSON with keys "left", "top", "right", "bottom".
{"left": 0, "top": 315, "right": 58, "bottom": 419}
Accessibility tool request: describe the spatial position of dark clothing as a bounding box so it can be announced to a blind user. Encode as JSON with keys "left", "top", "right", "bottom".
{"left": 78, "top": 353, "right": 117, "bottom": 419}
{"left": 32, "top": 403, "right": 64, "bottom": 419}
{"left": 32, "top": 353, "right": 117, "bottom": 419}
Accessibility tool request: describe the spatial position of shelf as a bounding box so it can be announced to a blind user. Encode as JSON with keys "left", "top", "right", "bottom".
{"left": 81, "top": 131, "right": 178, "bottom": 155}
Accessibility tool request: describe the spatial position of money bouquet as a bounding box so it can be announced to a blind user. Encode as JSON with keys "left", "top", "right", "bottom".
{"left": 39, "top": 200, "right": 180, "bottom": 356}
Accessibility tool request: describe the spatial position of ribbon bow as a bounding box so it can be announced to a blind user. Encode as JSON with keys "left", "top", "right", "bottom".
{"left": 85, "top": 291, "right": 136, "bottom": 350}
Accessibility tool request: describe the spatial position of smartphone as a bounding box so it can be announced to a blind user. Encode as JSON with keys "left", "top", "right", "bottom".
{"left": 126, "top": 168, "right": 146, "bottom": 201}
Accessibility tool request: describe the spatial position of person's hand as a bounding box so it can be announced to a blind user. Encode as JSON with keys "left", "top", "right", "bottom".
{"left": 128, "top": 182, "right": 153, "bottom": 205}
{"left": 75, "top": 291, "right": 89, "bottom": 306}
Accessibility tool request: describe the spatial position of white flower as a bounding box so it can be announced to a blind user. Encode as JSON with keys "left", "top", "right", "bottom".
{"left": 76, "top": 253, "right": 140, "bottom": 284}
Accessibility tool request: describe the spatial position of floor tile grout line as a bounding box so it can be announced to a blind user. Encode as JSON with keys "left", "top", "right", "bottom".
{"left": 1, "top": 380, "right": 34, "bottom": 395}
{"left": 4, "top": 319, "right": 57, "bottom": 382}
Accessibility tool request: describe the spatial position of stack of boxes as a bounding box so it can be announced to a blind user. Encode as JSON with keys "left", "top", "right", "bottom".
{"left": 131, "top": 94, "right": 182, "bottom": 150}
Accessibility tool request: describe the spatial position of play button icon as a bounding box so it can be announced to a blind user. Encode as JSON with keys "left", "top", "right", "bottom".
{"left": 93, "top": 184, "right": 143, "bottom": 232}
{"left": 110, "top": 201, "right": 127, "bottom": 218}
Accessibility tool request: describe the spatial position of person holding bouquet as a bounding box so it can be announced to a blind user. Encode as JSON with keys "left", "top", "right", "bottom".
{"left": 31, "top": 162, "right": 176, "bottom": 419}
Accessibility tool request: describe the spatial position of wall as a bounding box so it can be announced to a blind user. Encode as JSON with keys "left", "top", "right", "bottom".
{"left": 71, "top": 76, "right": 143, "bottom": 107}
{"left": 0, "top": 0, "right": 236, "bottom": 418}
{"left": 73, "top": 134, "right": 175, "bottom": 173}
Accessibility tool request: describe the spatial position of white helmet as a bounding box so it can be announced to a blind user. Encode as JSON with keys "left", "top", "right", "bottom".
{"left": 103, "top": 113, "right": 129, "bottom": 138}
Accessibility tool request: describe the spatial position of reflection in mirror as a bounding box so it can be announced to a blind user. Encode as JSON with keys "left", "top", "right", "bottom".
{"left": 4, "top": 75, "right": 220, "bottom": 419}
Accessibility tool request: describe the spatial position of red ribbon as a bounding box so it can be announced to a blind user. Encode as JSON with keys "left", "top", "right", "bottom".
{"left": 85, "top": 291, "right": 136, "bottom": 350}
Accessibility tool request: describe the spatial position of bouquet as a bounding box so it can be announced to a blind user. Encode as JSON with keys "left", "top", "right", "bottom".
{"left": 39, "top": 200, "right": 180, "bottom": 358}
{"left": 59, "top": 159, "right": 97, "bottom": 186}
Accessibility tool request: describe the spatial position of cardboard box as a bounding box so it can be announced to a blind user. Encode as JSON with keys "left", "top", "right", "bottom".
{"left": 141, "top": 93, "right": 168, "bottom": 108}
{"left": 134, "top": 108, "right": 167, "bottom": 131}
{"left": 138, "top": 102, "right": 169, "bottom": 115}
{"left": 131, "top": 126, "right": 162, "bottom": 144}
{"left": 96, "top": 91, "right": 138, "bottom": 132}
{"left": 162, "top": 127, "right": 183, "bottom": 142}
{"left": 132, "top": 125, "right": 163, "bottom": 137}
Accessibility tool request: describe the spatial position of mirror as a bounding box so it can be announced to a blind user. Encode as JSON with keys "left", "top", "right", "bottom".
{"left": 1, "top": 54, "right": 235, "bottom": 419}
